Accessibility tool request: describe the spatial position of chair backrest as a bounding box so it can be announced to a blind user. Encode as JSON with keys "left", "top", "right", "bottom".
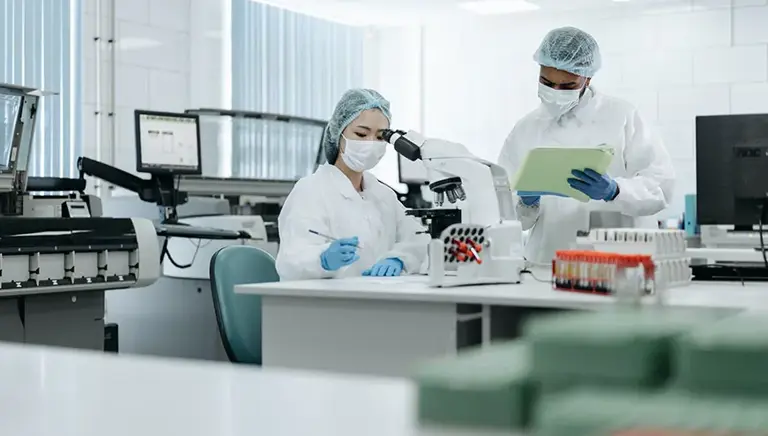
{"left": 209, "top": 245, "right": 279, "bottom": 364}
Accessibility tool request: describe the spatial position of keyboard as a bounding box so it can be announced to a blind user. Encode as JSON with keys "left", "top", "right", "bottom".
{"left": 155, "top": 223, "right": 251, "bottom": 241}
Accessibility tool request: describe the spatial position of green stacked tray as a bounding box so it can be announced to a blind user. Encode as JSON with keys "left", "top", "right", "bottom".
{"left": 525, "top": 310, "right": 721, "bottom": 391}
{"left": 676, "top": 313, "right": 768, "bottom": 397}
{"left": 414, "top": 341, "right": 533, "bottom": 431}
{"left": 535, "top": 389, "right": 768, "bottom": 436}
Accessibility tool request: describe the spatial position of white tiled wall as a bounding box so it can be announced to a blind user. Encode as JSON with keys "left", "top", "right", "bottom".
{"left": 82, "top": 0, "right": 230, "bottom": 194}
{"left": 366, "top": 1, "right": 768, "bottom": 218}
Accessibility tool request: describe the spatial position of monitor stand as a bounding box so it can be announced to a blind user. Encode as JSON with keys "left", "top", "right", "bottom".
{"left": 693, "top": 223, "right": 768, "bottom": 281}
{"left": 151, "top": 174, "right": 188, "bottom": 223}
{"left": 695, "top": 225, "right": 768, "bottom": 280}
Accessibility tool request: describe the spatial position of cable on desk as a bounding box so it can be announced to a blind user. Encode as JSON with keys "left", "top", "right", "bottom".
{"left": 524, "top": 257, "right": 551, "bottom": 269}
{"left": 155, "top": 174, "right": 207, "bottom": 270}
{"left": 190, "top": 237, "right": 214, "bottom": 250}
{"left": 521, "top": 269, "right": 549, "bottom": 283}
{"left": 162, "top": 237, "right": 203, "bottom": 270}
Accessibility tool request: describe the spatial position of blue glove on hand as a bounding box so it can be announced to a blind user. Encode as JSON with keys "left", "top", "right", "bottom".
{"left": 363, "top": 258, "right": 404, "bottom": 277}
{"left": 568, "top": 169, "right": 618, "bottom": 201}
{"left": 320, "top": 237, "right": 360, "bottom": 271}
{"left": 519, "top": 195, "right": 540, "bottom": 206}
{"left": 517, "top": 190, "right": 568, "bottom": 206}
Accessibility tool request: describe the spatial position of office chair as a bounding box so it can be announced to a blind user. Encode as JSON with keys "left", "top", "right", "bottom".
{"left": 209, "top": 245, "right": 279, "bottom": 364}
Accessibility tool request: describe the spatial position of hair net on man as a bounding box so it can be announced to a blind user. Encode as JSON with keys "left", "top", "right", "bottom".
{"left": 533, "top": 26, "right": 602, "bottom": 78}
{"left": 322, "top": 88, "right": 392, "bottom": 164}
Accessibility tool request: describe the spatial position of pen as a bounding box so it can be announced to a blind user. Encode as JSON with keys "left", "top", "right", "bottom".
{"left": 308, "top": 229, "right": 363, "bottom": 248}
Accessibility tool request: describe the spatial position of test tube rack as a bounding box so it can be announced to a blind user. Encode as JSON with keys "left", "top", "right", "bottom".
{"left": 554, "top": 229, "right": 692, "bottom": 296}
{"left": 588, "top": 228, "right": 687, "bottom": 260}
{"left": 552, "top": 251, "right": 655, "bottom": 296}
{"left": 428, "top": 222, "right": 525, "bottom": 287}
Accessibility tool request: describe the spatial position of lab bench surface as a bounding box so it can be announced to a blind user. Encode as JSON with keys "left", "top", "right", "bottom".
{"left": 237, "top": 275, "right": 768, "bottom": 377}
{"left": 237, "top": 275, "right": 768, "bottom": 311}
{"left": 0, "top": 342, "right": 501, "bottom": 436}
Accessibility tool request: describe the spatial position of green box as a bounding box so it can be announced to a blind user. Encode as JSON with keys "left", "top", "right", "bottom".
{"left": 676, "top": 313, "right": 768, "bottom": 397}
{"left": 414, "top": 341, "right": 533, "bottom": 431}
{"left": 525, "top": 311, "right": 721, "bottom": 389}
{"left": 535, "top": 389, "right": 768, "bottom": 436}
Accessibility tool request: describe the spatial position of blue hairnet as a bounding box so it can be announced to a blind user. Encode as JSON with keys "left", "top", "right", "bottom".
{"left": 533, "top": 27, "right": 602, "bottom": 78}
{"left": 322, "top": 88, "right": 391, "bottom": 164}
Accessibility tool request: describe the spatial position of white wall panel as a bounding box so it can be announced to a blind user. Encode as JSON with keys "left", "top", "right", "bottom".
{"left": 365, "top": 1, "right": 768, "bottom": 218}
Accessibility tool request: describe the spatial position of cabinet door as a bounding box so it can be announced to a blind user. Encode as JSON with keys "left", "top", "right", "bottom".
{"left": 24, "top": 291, "right": 105, "bottom": 350}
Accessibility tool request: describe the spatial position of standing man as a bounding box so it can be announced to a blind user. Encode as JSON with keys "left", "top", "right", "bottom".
{"left": 498, "top": 26, "right": 675, "bottom": 264}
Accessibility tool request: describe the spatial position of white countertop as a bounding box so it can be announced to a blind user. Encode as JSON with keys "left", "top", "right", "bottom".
{"left": 0, "top": 343, "right": 505, "bottom": 436}
{"left": 237, "top": 275, "right": 768, "bottom": 311}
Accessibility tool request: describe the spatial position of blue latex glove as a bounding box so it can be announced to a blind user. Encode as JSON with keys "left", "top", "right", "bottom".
{"left": 363, "top": 258, "right": 404, "bottom": 277}
{"left": 567, "top": 169, "right": 618, "bottom": 201}
{"left": 517, "top": 190, "right": 568, "bottom": 206}
{"left": 320, "top": 237, "right": 360, "bottom": 271}
{"left": 519, "top": 195, "right": 540, "bottom": 206}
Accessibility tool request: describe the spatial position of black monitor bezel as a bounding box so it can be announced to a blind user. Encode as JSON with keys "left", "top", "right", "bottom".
{"left": 134, "top": 109, "right": 203, "bottom": 176}
{"left": 695, "top": 113, "right": 768, "bottom": 227}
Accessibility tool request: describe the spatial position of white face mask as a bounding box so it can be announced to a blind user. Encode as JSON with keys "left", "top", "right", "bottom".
{"left": 340, "top": 135, "right": 387, "bottom": 172}
{"left": 538, "top": 82, "right": 584, "bottom": 118}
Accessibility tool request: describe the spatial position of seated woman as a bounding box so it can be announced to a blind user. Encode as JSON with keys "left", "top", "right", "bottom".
{"left": 276, "top": 89, "right": 428, "bottom": 281}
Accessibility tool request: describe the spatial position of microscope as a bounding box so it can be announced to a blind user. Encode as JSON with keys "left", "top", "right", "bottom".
{"left": 381, "top": 129, "right": 525, "bottom": 287}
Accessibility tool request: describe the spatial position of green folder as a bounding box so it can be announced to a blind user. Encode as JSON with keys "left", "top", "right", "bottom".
{"left": 511, "top": 145, "right": 615, "bottom": 202}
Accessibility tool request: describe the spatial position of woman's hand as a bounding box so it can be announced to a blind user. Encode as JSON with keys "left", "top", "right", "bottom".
{"left": 320, "top": 237, "right": 360, "bottom": 271}
{"left": 362, "top": 258, "right": 403, "bottom": 277}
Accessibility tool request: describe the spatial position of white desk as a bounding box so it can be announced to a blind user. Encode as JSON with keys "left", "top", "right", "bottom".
{"left": 0, "top": 342, "right": 503, "bottom": 436}
{"left": 236, "top": 275, "right": 768, "bottom": 377}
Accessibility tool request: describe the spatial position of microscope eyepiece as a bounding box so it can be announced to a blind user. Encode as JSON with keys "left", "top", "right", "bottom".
{"left": 380, "top": 129, "right": 407, "bottom": 143}
{"left": 380, "top": 129, "right": 396, "bottom": 142}
{"left": 381, "top": 129, "right": 421, "bottom": 161}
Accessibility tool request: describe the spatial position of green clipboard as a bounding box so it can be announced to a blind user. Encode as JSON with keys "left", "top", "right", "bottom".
{"left": 510, "top": 145, "right": 615, "bottom": 203}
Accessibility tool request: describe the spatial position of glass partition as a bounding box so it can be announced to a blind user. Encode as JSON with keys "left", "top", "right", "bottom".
{"left": 0, "top": 93, "right": 22, "bottom": 171}
{"left": 187, "top": 108, "right": 326, "bottom": 181}
{"left": 231, "top": 117, "right": 323, "bottom": 180}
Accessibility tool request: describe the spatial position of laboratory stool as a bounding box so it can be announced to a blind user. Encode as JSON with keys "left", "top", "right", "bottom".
{"left": 209, "top": 245, "right": 279, "bottom": 364}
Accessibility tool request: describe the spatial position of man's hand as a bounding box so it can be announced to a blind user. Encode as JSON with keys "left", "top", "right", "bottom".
{"left": 567, "top": 168, "right": 618, "bottom": 201}
{"left": 517, "top": 190, "right": 569, "bottom": 206}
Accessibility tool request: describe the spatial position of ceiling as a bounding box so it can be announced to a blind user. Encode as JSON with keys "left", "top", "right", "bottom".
{"left": 253, "top": 0, "right": 695, "bottom": 26}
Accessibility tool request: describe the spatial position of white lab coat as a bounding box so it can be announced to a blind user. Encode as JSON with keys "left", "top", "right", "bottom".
{"left": 498, "top": 87, "right": 675, "bottom": 265}
{"left": 276, "top": 164, "right": 429, "bottom": 281}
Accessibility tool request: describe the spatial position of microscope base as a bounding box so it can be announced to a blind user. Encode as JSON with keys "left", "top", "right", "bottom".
{"left": 428, "top": 274, "right": 523, "bottom": 288}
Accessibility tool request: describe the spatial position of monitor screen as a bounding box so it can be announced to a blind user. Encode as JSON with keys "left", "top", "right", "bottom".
{"left": 398, "top": 154, "right": 429, "bottom": 185}
{"left": 135, "top": 110, "right": 202, "bottom": 175}
{"left": 696, "top": 114, "right": 768, "bottom": 227}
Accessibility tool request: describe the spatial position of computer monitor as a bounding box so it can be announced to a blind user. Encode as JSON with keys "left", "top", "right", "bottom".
{"left": 135, "top": 110, "right": 202, "bottom": 175}
{"left": 398, "top": 154, "right": 429, "bottom": 185}
{"left": 696, "top": 114, "right": 768, "bottom": 229}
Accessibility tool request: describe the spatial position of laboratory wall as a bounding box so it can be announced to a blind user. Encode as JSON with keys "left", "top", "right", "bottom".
{"left": 81, "top": 0, "right": 366, "bottom": 193}
{"left": 230, "top": 2, "right": 366, "bottom": 181}
{"left": 365, "top": 0, "right": 768, "bottom": 218}
{"left": 362, "top": 26, "right": 424, "bottom": 192}
{"left": 81, "top": 0, "right": 230, "bottom": 194}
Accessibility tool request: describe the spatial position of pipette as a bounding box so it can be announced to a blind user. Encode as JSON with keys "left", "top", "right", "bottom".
{"left": 308, "top": 229, "right": 363, "bottom": 249}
